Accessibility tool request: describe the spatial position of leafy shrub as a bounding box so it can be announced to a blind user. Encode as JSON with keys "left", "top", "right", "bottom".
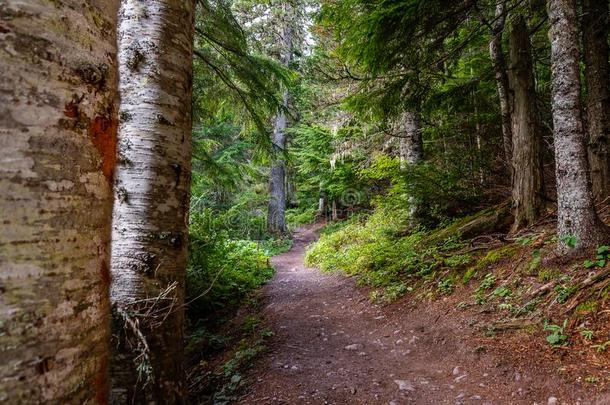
{"left": 304, "top": 204, "right": 472, "bottom": 294}
{"left": 286, "top": 207, "right": 318, "bottom": 229}
{"left": 186, "top": 211, "right": 274, "bottom": 317}
{"left": 544, "top": 319, "right": 569, "bottom": 346}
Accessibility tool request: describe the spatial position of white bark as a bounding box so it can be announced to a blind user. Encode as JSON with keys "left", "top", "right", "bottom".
{"left": 398, "top": 111, "right": 424, "bottom": 169}
{"left": 398, "top": 111, "right": 424, "bottom": 223}
{"left": 547, "top": 0, "right": 609, "bottom": 249}
{"left": 0, "top": 0, "right": 118, "bottom": 402}
{"left": 110, "top": 0, "right": 194, "bottom": 402}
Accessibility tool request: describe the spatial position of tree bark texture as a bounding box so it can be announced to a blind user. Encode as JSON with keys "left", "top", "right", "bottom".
{"left": 508, "top": 16, "right": 544, "bottom": 232}
{"left": 398, "top": 111, "right": 424, "bottom": 222}
{"left": 547, "top": 0, "right": 609, "bottom": 249}
{"left": 110, "top": 0, "right": 194, "bottom": 402}
{"left": 582, "top": 0, "right": 610, "bottom": 201}
{"left": 0, "top": 0, "right": 118, "bottom": 402}
{"left": 268, "top": 91, "right": 288, "bottom": 234}
{"left": 398, "top": 111, "right": 424, "bottom": 169}
{"left": 488, "top": 0, "right": 513, "bottom": 166}
{"left": 267, "top": 3, "right": 293, "bottom": 235}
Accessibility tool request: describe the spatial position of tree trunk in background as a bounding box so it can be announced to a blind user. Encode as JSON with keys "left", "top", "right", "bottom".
{"left": 398, "top": 111, "right": 424, "bottom": 222}
{"left": 508, "top": 16, "right": 544, "bottom": 232}
{"left": 331, "top": 199, "right": 339, "bottom": 221}
{"left": 398, "top": 111, "right": 424, "bottom": 169}
{"left": 488, "top": 0, "right": 513, "bottom": 167}
{"left": 318, "top": 183, "right": 326, "bottom": 216}
{"left": 0, "top": 0, "right": 117, "bottom": 402}
{"left": 547, "top": 0, "right": 609, "bottom": 250}
{"left": 472, "top": 77, "right": 485, "bottom": 185}
{"left": 268, "top": 91, "right": 288, "bottom": 234}
{"left": 110, "top": 0, "right": 194, "bottom": 402}
{"left": 583, "top": 0, "right": 610, "bottom": 201}
{"left": 267, "top": 4, "right": 293, "bottom": 235}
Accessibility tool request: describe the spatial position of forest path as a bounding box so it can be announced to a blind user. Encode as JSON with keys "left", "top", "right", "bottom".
{"left": 237, "top": 226, "right": 603, "bottom": 405}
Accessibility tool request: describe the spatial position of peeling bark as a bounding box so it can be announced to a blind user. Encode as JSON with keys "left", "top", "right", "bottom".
{"left": 110, "top": 0, "right": 194, "bottom": 402}
{"left": 508, "top": 16, "right": 544, "bottom": 232}
{"left": 0, "top": 0, "right": 118, "bottom": 402}
{"left": 547, "top": 0, "right": 609, "bottom": 249}
{"left": 582, "top": 0, "right": 610, "bottom": 201}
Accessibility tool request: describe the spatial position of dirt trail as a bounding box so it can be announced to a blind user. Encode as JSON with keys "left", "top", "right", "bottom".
{"left": 238, "top": 226, "right": 609, "bottom": 405}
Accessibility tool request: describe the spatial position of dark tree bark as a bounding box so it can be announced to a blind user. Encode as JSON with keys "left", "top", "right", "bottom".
{"left": 547, "top": 0, "right": 609, "bottom": 250}
{"left": 268, "top": 91, "right": 289, "bottom": 234}
{"left": 110, "top": 0, "right": 195, "bottom": 402}
{"left": 508, "top": 16, "right": 545, "bottom": 232}
{"left": 582, "top": 0, "right": 610, "bottom": 201}
{"left": 488, "top": 0, "right": 513, "bottom": 166}
{"left": 0, "top": 0, "right": 118, "bottom": 401}
{"left": 268, "top": 2, "right": 294, "bottom": 235}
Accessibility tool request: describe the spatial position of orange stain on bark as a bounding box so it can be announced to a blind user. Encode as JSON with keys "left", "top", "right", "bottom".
{"left": 64, "top": 101, "right": 79, "bottom": 118}
{"left": 88, "top": 116, "right": 118, "bottom": 182}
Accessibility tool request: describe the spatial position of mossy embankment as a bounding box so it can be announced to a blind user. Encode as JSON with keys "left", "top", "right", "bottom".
{"left": 305, "top": 203, "right": 610, "bottom": 388}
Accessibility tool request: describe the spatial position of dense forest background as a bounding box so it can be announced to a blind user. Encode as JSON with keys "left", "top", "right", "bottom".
{"left": 2, "top": 0, "right": 610, "bottom": 403}
{"left": 186, "top": 0, "right": 608, "bottom": 316}
{"left": 183, "top": 0, "right": 610, "bottom": 400}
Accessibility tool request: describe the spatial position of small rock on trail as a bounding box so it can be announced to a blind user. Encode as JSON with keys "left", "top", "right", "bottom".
{"left": 394, "top": 379, "right": 415, "bottom": 392}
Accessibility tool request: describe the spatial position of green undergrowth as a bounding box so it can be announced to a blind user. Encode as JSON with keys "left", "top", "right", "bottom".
{"left": 186, "top": 309, "right": 273, "bottom": 404}
{"left": 306, "top": 204, "right": 610, "bottom": 362}
{"left": 185, "top": 210, "right": 285, "bottom": 403}
{"left": 286, "top": 207, "right": 318, "bottom": 229}
{"left": 305, "top": 205, "right": 518, "bottom": 303}
{"left": 187, "top": 211, "right": 276, "bottom": 318}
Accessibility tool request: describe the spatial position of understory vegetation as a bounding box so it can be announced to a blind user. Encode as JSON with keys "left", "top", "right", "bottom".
{"left": 182, "top": 0, "right": 610, "bottom": 398}
{"left": 306, "top": 198, "right": 610, "bottom": 366}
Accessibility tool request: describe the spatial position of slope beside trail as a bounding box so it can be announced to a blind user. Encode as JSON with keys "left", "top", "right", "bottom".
{"left": 238, "top": 226, "right": 609, "bottom": 405}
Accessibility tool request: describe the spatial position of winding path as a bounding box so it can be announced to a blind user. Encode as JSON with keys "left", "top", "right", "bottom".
{"left": 238, "top": 226, "right": 607, "bottom": 405}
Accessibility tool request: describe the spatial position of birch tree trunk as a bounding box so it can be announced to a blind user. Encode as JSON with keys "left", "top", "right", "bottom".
{"left": 547, "top": 0, "right": 609, "bottom": 250}
{"left": 0, "top": 0, "right": 118, "bottom": 402}
{"left": 267, "top": 4, "right": 293, "bottom": 235}
{"left": 582, "top": 0, "right": 610, "bottom": 201}
{"left": 110, "top": 0, "right": 194, "bottom": 402}
{"left": 488, "top": 0, "right": 513, "bottom": 167}
{"left": 508, "top": 16, "right": 544, "bottom": 232}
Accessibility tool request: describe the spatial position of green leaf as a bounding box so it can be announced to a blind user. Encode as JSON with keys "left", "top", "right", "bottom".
{"left": 584, "top": 260, "right": 597, "bottom": 269}
{"left": 546, "top": 332, "right": 567, "bottom": 345}
{"left": 561, "top": 235, "right": 578, "bottom": 249}
{"left": 597, "top": 245, "right": 609, "bottom": 255}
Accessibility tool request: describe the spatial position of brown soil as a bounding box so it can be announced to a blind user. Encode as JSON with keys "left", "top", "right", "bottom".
{"left": 237, "top": 225, "right": 610, "bottom": 405}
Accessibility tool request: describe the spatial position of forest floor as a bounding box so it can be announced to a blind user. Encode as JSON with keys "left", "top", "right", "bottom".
{"left": 236, "top": 225, "right": 610, "bottom": 405}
